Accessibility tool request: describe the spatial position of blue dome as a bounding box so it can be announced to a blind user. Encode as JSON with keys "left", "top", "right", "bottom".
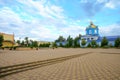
{"left": 86, "top": 22, "right": 99, "bottom": 36}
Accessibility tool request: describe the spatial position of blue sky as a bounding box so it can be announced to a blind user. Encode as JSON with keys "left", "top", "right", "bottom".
{"left": 0, "top": 0, "right": 120, "bottom": 41}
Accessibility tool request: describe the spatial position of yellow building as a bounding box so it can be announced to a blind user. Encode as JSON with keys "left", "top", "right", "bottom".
{"left": 0, "top": 32, "right": 15, "bottom": 47}
{"left": 37, "top": 41, "right": 51, "bottom": 45}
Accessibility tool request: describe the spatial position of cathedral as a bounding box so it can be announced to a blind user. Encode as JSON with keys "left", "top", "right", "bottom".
{"left": 80, "top": 22, "right": 120, "bottom": 47}
{"left": 55, "top": 22, "right": 119, "bottom": 47}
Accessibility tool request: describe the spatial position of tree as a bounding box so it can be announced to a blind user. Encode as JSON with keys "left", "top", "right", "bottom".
{"left": 31, "top": 41, "right": 38, "bottom": 47}
{"left": 67, "top": 35, "right": 73, "bottom": 47}
{"left": 60, "top": 43, "right": 63, "bottom": 47}
{"left": 101, "top": 37, "right": 108, "bottom": 47}
{"left": 81, "top": 39, "right": 86, "bottom": 47}
{"left": 114, "top": 37, "right": 120, "bottom": 47}
{"left": 55, "top": 36, "right": 65, "bottom": 42}
{"left": 25, "top": 37, "right": 29, "bottom": 47}
{"left": 0, "top": 35, "right": 4, "bottom": 47}
{"left": 74, "top": 35, "right": 81, "bottom": 47}
{"left": 55, "top": 36, "right": 66, "bottom": 47}
{"left": 16, "top": 40, "right": 20, "bottom": 46}
{"left": 91, "top": 40, "right": 96, "bottom": 47}
{"left": 21, "top": 40, "right": 25, "bottom": 46}
{"left": 52, "top": 42, "right": 57, "bottom": 48}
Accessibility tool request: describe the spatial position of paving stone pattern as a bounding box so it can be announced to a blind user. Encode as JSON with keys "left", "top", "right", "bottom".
{"left": 0, "top": 48, "right": 120, "bottom": 80}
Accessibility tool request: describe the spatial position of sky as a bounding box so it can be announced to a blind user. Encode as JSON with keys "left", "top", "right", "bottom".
{"left": 0, "top": 0, "right": 120, "bottom": 41}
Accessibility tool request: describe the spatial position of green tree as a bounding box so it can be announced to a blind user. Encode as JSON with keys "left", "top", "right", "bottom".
{"left": 55, "top": 36, "right": 66, "bottom": 42}
{"left": 32, "top": 41, "right": 38, "bottom": 47}
{"left": 21, "top": 40, "right": 25, "bottom": 46}
{"left": 67, "top": 35, "right": 73, "bottom": 47}
{"left": 74, "top": 35, "right": 81, "bottom": 47}
{"left": 25, "top": 37, "right": 29, "bottom": 47}
{"left": 114, "top": 37, "right": 120, "bottom": 47}
{"left": 16, "top": 40, "right": 20, "bottom": 46}
{"left": 52, "top": 42, "right": 57, "bottom": 48}
{"left": 0, "top": 35, "right": 4, "bottom": 47}
{"left": 81, "top": 39, "right": 86, "bottom": 47}
{"left": 101, "top": 37, "right": 108, "bottom": 47}
{"left": 91, "top": 40, "right": 96, "bottom": 47}
{"left": 55, "top": 36, "right": 66, "bottom": 47}
{"left": 60, "top": 43, "right": 63, "bottom": 47}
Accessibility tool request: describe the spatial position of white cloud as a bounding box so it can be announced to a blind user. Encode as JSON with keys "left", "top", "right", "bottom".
{"left": 58, "top": 25, "right": 85, "bottom": 39}
{"left": 30, "top": 26, "right": 58, "bottom": 39}
{"left": 99, "top": 24, "right": 120, "bottom": 36}
{"left": 0, "top": 7, "right": 21, "bottom": 23}
{"left": 1, "top": 0, "right": 119, "bottom": 42}
{"left": 105, "top": 1, "right": 115, "bottom": 9}
{"left": 97, "top": 0, "right": 108, "bottom": 3}
{"left": 0, "top": 0, "right": 67, "bottom": 41}
{"left": 105, "top": 0, "right": 120, "bottom": 9}
{"left": 0, "top": 7, "right": 26, "bottom": 34}
{"left": 17, "top": 0, "right": 65, "bottom": 19}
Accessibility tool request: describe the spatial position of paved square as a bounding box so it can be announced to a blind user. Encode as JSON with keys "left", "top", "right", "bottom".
{"left": 0, "top": 48, "right": 120, "bottom": 80}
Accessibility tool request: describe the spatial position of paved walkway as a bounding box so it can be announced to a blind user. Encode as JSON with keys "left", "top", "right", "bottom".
{"left": 0, "top": 48, "right": 120, "bottom": 80}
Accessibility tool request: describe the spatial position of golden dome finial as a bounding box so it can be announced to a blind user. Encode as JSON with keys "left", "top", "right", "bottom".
{"left": 90, "top": 21, "right": 93, "bottom": 25}
{"left": 90, "top": 21, "right": 96, "bottom": 28}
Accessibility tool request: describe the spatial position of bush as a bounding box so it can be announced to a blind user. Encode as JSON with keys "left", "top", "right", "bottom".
{"left": 91, "top": 40, "right": 97, "bottom": 48}
{"left": 87, "top": 43, "right": 91, "bottom": 48}
{"left": 30, "top": 46, "right": 33, "bottom": 49}
{"left": 2, "top": 47, "right": 4, "bottom": 50}
{"left": 81, "top": 39, "right": 86, "bottom": 47}
{"left": 13, "top": 47, "right": 17, "bottom": 50}
{"left": 9, "top": 47, "right": 13, "bottom": 50}
{"left": 109, "top": 43, "right": 113, "bottom": 48}
{"left": 36, "top": 48, "right": 38, "bottom": 50}
{"left": 96, "top": 44, "right": 99, "bottom": 48}
{"left": 102, "top": 46, "right": 109, "bottom": 48}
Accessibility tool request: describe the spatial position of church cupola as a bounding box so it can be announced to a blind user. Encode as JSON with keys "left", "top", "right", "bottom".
{"left": 86, "top": 22, "right": 99, "bottom": 36}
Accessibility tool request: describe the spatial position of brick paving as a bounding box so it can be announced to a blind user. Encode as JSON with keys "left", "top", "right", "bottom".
{"left": 0, "top": 48, "right": 93, "bottom": 67}
{"left": 0, "top": 48, "right": 120, "bottom": 80}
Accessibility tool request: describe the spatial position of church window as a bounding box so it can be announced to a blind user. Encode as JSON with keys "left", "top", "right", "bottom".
{"left": 89, "top": 30, "right": 92, "bottom": 34}
{"left": 95, "top": 30, "right": 97, "bottom": 34}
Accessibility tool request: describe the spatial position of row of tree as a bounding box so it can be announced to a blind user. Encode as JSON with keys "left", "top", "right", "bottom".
{"left": 16, "top": 37, "right": 51, "bottom": 48}
{"left": 0, "top": 35, "right": 120, "bottom": 48}
{"left": 16, "top": 37, "right": 38, "bottom": 48}
{"left": 54, "top": 35, "right": 120, "bottom": 48}
{"left": 0, "top": 35, "right": 51, "bottom": 48}
{"left": 55, "top": 35, "right": 81, "bottom": 48}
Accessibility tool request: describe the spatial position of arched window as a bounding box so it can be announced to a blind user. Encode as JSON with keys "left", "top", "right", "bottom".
{"left": 95, "top": 30, "right": 97, "bottom": 34}
{"left": 89, "top": 30, "right": 92, "bottom": 34}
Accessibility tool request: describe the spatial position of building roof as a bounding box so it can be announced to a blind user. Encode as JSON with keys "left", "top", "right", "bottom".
{"left": 99, "top": 36, "right": 120, "bottom": 41}
{"left": 106, "top": 36, "right": 120, "bottom": 41}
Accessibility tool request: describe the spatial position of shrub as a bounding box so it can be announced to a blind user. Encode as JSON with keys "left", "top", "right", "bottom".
{"left": 13, "top": 47, "right": 17, "bottom": 50}
{"left": 9, "top": 47, "right": 13, "bottom": 50}
{"left": 87, "top": 43, "right": 91, "bottom": 48}
{"left": 81, "top": 39, "right": 86, "bottom": 47}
